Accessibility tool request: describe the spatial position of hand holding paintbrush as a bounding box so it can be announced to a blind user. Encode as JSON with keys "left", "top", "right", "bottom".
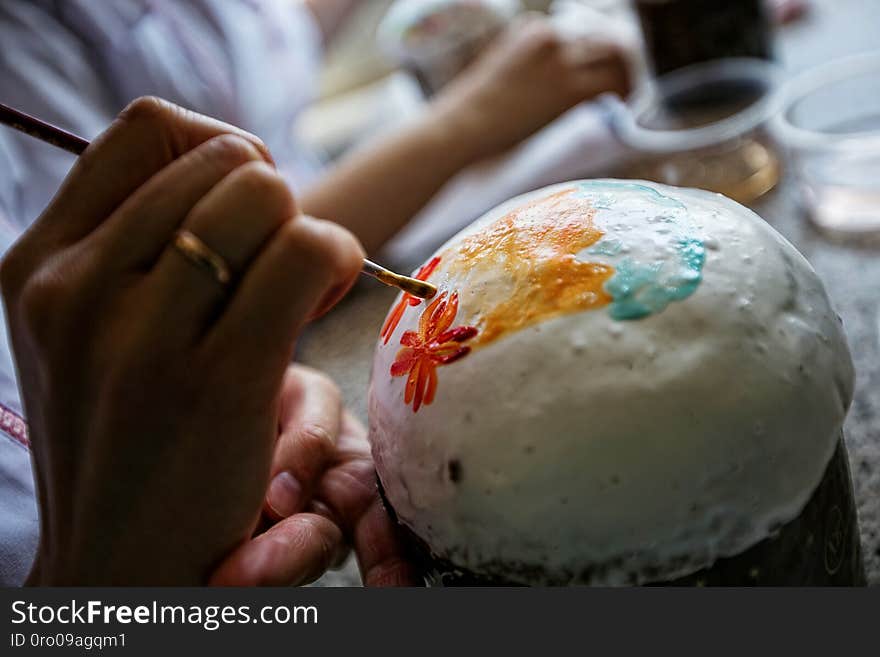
{"left": 0, "top": 101, "right": 435, "bottom": 300}
{"left": 0, "top": 96, "right": 421, "bottom": 584}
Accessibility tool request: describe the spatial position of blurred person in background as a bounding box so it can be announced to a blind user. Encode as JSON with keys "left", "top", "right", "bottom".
{"left": 0, "top": 0, "right": 628, "bottom": 585}
{"left": 0, "top": 0, "right": 629, "bottom": 250}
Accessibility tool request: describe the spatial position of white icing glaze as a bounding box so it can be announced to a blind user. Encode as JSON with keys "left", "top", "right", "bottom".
{"left": 368, "top": 180, "right": 854, "bottom": 585}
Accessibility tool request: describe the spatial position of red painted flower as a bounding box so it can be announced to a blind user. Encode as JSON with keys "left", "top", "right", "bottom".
{"left": 390, "top": 291, "right": 477, "bottom": 412}
{"left": 380, "top": 256, "right": 441, "bottom": 344}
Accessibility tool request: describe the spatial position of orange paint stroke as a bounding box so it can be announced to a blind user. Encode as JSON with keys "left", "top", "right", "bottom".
{"left": 445, "top": 189, "right": 614, "bottom": 346}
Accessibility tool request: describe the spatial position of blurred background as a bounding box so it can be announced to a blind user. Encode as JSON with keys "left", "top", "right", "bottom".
{"left": 295, "top": 0, "right": 880, "bottom": 260}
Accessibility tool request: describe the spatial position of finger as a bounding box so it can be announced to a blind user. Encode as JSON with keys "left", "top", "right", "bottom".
{"left": 209, "top": 513, "right": 345, "bottom": 586}
{"left": 314, "top": 413, "right": 422, "bottom": 587}
{"left": 504, "top": 12, "right": 550, "bottom": 41}
{"left": 305, "top": 499, "right": 351, "bottom": 569}
{"left": 264, "top": 366, "right": 342, "bottom": 521}
{"left": 35, "top": 96, "right": 272, "bottom": 246}
{"left": 562, "top": 38, "right": 615, "bottom": 67}
{"left": 331, "top": 548, "right": 353, "bottom": 571}
{"left": 572, "top": 48, "right": 631, "bottom": 98}
{"left": 144, "top": 161, "right": 297, "bottom": 343}
{"left": 355, "top": 499, "right": 423, "bottom": 587}
{"left": 90, "top": 133, "right": 270, "bottom": 269}
{"left": 313, "top": 412, "right": 375, "bottom": 528}
{"left": 203, "top": 215, "right": 363, "bottom": 386}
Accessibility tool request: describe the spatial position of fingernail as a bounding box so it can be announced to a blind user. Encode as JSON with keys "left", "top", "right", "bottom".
{"left": 267, "top": 471, "right": 302, "bottom": 518}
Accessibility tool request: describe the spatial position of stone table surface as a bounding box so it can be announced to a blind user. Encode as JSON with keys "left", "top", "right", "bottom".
{"left": 301, "top": 0, "right": 879, "bottom": 585}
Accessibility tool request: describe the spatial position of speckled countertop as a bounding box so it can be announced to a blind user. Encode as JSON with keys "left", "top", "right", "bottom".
{"left": 300, "top": 0, "right": 879, "bottom": 585}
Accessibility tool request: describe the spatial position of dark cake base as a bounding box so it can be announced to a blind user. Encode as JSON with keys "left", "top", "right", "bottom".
{"left": 377, "top": 438, "right": 865, "bottom": 586}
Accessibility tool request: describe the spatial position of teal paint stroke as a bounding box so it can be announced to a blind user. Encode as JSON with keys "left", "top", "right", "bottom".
{"left": 606, "top": 237, "right": 706, "bottom": 320}
{"left": 587, "top": 236, "right": 624, "bottom": 256}
{"left": 573, "top": 181, "right": 706, "bottom": 321}
{"left": 575, "top": 180, "right": 686, "bottom": 209}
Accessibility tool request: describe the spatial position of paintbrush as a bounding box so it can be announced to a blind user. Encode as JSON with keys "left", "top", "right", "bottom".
{"left": 0, "top": 102, "right": 436, "bottom": 300}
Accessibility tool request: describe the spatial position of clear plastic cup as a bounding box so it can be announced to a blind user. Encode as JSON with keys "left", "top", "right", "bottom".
{"left": 770, "top": 51, "right": 880, "bottom": 240}
{"left": 608, "top": 58, "right": 783, "bottom": 204}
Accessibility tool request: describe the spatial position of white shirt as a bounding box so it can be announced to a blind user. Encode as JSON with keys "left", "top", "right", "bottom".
{"left": 0, "top": 0, "right": 325, "bottom": 585}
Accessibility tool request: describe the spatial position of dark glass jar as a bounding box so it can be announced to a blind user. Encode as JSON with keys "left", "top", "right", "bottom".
{"left": 634, "top": 0, "right": 774, "bottom": 75}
